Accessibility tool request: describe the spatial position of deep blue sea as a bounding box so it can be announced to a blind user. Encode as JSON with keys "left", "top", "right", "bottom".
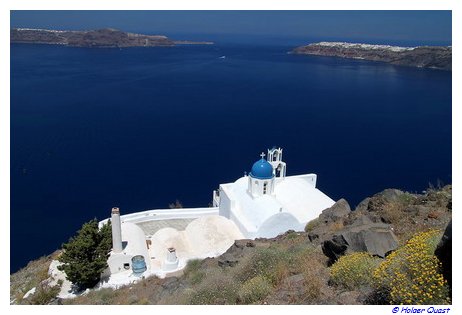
{"left": 10, "top": 35, "right": 452, "bottom": 273}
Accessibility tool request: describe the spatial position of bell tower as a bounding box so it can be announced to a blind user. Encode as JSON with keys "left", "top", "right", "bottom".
{"left": 267, "top": 147, "right": 286, "bottom": 178}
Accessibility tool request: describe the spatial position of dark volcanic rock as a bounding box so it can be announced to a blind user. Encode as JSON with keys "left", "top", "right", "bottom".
{"left": 218, "top": 254, "right": 239, "bottom": 267}
{"left": 291, "top": 42, "right": 452, "bottom": 71}
{"left": 319, "top": 199, "right": 351, "bottom": 224}
{"left": 354, "top": 197, "right": 371, "bottom": 213}
{"left": 308, "top": 199, "right": 351, "bottom": 242}
{"left": 435, "top": 220, "right": 452, "bottom": 294}
{"left": 322, "top": 235, "right": 349, "bottom": 263}
{"left": 322, "top": 221, "right": 398, "bottom": 263}
{"left": 11, "top": 28, "right": 211, "bottom": 48}
{"left": 341, "top": 222, "right": 398, "bottom": 257}
{"left": 309, "top": 186, "right": 451, "bottom": 265}
{"left": 218, "top": 239, "right": 256, "bottom": 267}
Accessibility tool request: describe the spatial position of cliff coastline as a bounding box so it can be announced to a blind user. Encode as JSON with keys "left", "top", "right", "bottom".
{"left": 10, "top": 28, "right": 213, "bottom": 48}
{"left": 291, "top": 42, "right": 452, "bottom": 70}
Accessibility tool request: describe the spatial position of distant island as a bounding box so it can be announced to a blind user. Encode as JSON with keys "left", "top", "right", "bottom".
{"left": 291, "top": 42, "right": 452, "bottom": 71}
{"left": 10, "top": 28, "right": 214, "bottom": 48}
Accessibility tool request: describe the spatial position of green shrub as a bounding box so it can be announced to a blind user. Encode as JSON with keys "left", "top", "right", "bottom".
{"left": 330, "top": 252, "right": 381, "bottom": 290}
{"left": 58, "top": 219, "right": 112, "bottom": 290}
{"left": 397, "top": 192, "right": 416, "bottom": 205}
{"left": 373, "top": 229, "right": 450, "bottom": 305}
{"left": 238, "top": 275, "right": 272, "bottom": 304}
{"left": 305, "top": 218, "right": 320, "bottom": 232}
{"left": 29, "top": 283, "right": 61, "bottom": 305}
{"left": 184, "top": 259, "right": 202, "bottom": 274}
{"left": 286, "top": 231, "right": 299, "bottom": 240}
{"left": 234, "top": 247, "right": 287, "bottom": 285}
{"left": 184, "top": 259, "right": 206, "bottom": 284}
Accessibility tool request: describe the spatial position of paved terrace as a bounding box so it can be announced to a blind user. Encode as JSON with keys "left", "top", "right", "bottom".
{"left": 99, "top": 207, "right": 220, "bottom": 235}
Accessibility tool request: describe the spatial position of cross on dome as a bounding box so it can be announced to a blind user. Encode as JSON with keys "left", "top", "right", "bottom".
{"left": 260, "top": 152, "right": 266, "bottom": 159}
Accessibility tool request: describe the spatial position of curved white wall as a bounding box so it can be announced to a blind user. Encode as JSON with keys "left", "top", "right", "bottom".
{"left": 257, "top": 212, "right": 302, "bottom": 238}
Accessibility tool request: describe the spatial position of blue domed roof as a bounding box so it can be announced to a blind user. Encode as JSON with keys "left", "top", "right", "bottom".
{"left": 250, "top": 158, "right": 274, "bottom": 180}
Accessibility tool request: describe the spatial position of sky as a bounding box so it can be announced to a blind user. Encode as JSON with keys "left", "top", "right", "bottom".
{"left": 10, "top": 10, "right": 452, "bottom": 45}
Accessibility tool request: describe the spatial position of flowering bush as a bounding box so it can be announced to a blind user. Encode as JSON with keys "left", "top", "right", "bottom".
{"left": 330, "top": 252, "right": 381, "bottom": 290}
{"left": 373, "top": 229, "right": 450, "bottom": 305}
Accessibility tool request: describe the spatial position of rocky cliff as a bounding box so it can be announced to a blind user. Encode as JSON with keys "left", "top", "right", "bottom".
{"left": 291, "top": 42, "right": 452, "bottom": 71}
{"left": 11, "top": 185, "right": 452, "bottom": 305}
{"left": 10, "top": 28, "right": 213, "bottom": 48}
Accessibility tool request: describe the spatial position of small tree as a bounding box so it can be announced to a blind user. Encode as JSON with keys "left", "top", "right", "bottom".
{"left": 58, "top": 219, "right": 112, "bottom": 290}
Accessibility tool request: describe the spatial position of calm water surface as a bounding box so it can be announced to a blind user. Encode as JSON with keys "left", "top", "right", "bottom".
{"left": 10, "top": 39, "right": 451, "bottom": 272}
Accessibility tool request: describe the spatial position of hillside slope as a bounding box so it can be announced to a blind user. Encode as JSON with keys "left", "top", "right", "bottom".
{"left": 11, "top": 185, "right": 452, "bottom": 305}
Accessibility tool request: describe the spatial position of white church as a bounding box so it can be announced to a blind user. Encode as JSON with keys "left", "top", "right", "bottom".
{"left": 57, "top": 147, "right": 335, "bottom": 291}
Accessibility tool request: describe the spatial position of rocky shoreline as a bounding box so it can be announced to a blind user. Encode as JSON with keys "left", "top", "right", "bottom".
{"left": 10, "top": 28, "right": 213, "bottom": 48}
{"left": 291, "top": 42, "right": 452, "bottom": 71}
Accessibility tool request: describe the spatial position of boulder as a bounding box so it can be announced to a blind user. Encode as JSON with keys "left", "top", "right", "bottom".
{"left": 366, "top": 189, "right": 405, "bottom": 213}
{"left": 217, "top": 239, "right": 256, "bottom": 267}
{"left": 403, "top": 205, "right": 426, "bottom": 216}
{"left": 350, "top": 215, "right": 373, "bottom": 226}
{"left": 321, "top": 221, "right": 398, "bottom": 263}
{"left": 341, "top": 223, "right": 398, "bottom": 257}
{"left": 319, "top": 199, "right": 351, "bottom": 224}
{"left": 354, "top": 197, "right": 371, "bottom": 213}
{"left": 217, "top": 253, "right": 239, "bottom": 267}
{"left": 322, "top": 235, "right": 348, "bottom": 263}
{"left": 435, "top": 220, "right": 452, "bottom": 294}
{"left": 307, "top": 224, "right": 332, "bottom": 243}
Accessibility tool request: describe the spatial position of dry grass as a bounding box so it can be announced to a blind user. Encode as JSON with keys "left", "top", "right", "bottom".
{"left": 183, "top": 259, "right": 206, "bottom": 285}
{"left": 380, "top": 202, "right": 403, "bottom": 224}
{"left": 188, "top": 270, "right": 239, "bottom": 305}
{"left": 238, "top": 275, "right": 272, "bottom": 304}
{"left": 20, "top": 186, "right": 451, "bottom": 306}
{"left": 65, "top": 287, "right": 119, "bottom": 305}
{"left": 65, "top": 276, "right": 167, "bottom": 305}
{"left": 10, "top": 252, "right": 59, "bottom": 303}
{"left": 233, "top": 246, "right": 288, "bottom": 285}
{"left": 374, "top": 188, "right": 451, "bottom": 244}
{"left": 298, "top": 248, "right": 329, "bottom": 303}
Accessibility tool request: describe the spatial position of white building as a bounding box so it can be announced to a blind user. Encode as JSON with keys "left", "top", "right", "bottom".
{"left": 213, "top": 147, "right": 335, "bottom": 238}
{"left": 98, "top": 147, "right": 335, "bottom": 285}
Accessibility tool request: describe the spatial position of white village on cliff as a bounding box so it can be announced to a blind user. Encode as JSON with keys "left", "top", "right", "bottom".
{"left": 49, "top": 147, "right": 335, "bottom": 297}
